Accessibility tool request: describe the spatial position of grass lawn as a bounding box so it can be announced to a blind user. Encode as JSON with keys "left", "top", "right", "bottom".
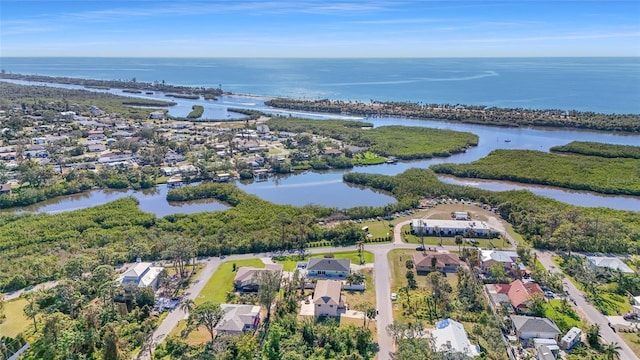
{"left": 388, "top": 249, "right": 458, "bottom": 322}
{"left": 197, "top": 259, "right": 265, "bottom": 304}
{"left": 619, "top": 331, "right": 640, "bottom": 356}
{"left": 401, "top": 225, "right": 508, "bottom": 249}
{"left": 167, "top": 319, "right": 212, "bottom": 346}
{"left": 360, "top": 219, "right": 395, "bottom": 239}
{"left": 543, "top": 299, "right": 580, "bottom": 333}
{"left": 0, "top": 298, "right": 29, "bottom": 337}
{"left": 343, "top": 268, "right": 376, "bottom": 311}
{"left": 275, "top": 251, "right": 375, "bottom": 271}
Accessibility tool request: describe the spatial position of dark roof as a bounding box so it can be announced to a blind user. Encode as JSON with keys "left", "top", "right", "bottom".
{"left": 511, "top": 315, "right": 560, "bottom": 335}
{"left": 307, "top": 258, "right": 350, "bottom": 272}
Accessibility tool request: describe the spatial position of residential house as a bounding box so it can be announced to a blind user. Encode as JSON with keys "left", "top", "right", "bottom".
{"left": 586, "top": 256, "right": 634, "bottom": 274}
{"left": 511, "top": 315, "right": 561, "bottom": 341}
{"left": 430, "top": 319, "right": 481, "bottom": 357}
{"left": 306, "top": 258, "right": 350, "bottom": 279}
{"left": 234, "top": 263, "right": 283, "bottom": 292}
{"left": 560, "top": 327, "right": 581, "bottom": 350}
{"left": 507, "top": 280, "right": 543, "bottom": 313}
{"left": 486, "top": 280, "right": 543, "bottom": 313}
{"left": 412, "top": 252, "right": 462, "bottom": 274}
{"left": 117, "top": 262, "right": 164, "bottom": 290}
{"left": 0, "top": 184, "right": 12, "bottom": 195}
{"left": 216, "top": 304, "right": 261, "bottom": 335}
{"left": 313, "top": 279, "right": 344, "bottom": 317}
{"left": 87, "top": 143, "right": 106, "bottom": 153}
{"left": 410, "top": 219, "right": 494, "bottom": 237}
{"left": 479, "top": 249, "right": 519, "bottom": 272}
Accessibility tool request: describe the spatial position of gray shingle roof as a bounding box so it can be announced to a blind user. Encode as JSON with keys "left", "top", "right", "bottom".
{"left": 511, "top": 315, "right": 560, "bottom": 335}
{"left": 307, "top": 258, "right": 350, "bottom": 272}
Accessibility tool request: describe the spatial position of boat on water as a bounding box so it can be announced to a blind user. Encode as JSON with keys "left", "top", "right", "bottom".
{"left": 504, "top": 139, "right": 511, "bottom": 143}
{"left": 145, "top": 91, "right": 154, "bottom": 95}
{"left": 385, "top": 157, "right": 398, "bottom": 164}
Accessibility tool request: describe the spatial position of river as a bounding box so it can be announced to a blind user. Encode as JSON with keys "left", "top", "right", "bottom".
{"left": 2, "top": 79, "right": 639, "bottom": 215}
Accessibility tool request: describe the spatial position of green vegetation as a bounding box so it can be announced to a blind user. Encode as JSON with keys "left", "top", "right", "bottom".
{"left": 542, "top": 299, "right": 580, "bottom": 333}
{"left": 387, "top": 249, "right": 508, "bottom": 359}
{"left": 0, "top": 81, "right": 175, "bottom": 120}
{"left": 431, "top": 149, "right": 640, "bottom": 195}
{"left": 197, "top": 259, "right": 264, "bottom": 304}
{"left": 344, "top": 168, "right": 640, "bottom": 254}
{"left": 551, "top": 141, "right": 640, "bottom": 159}
{"left": 352, "top": 151, "right": 386, "bottom": 165}
{"left": 0, "top": 298, "right": 29, "bottom": 337}
{"left": 266, "top": 117, "right": 478, "bottom": 160}
{"left": 0, "top": 73, "right": 223, "bottom": 99}
{"left": 186, "top": 105, "right": 204, "bottom": 119}
{"left": 266, "top": 98, "right": 640, "bottom": 133}
{"left": 0, "top": 183, "right": 372, "bottom": 291}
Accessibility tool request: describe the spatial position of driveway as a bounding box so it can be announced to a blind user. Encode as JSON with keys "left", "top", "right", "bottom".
{"left": 535, "top": 250, "right": 638, "bottom": 360}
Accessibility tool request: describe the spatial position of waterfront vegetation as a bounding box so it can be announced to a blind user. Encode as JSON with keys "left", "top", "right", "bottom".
{"left": 266, "top": 117, "right": 478, "bottom": 160}
{"left": 551, "top": 141, "right": 640, "bottom": 159}
{"left": 186, "top": 105, "right": 204, "bottom": 119}
{"left": 0, "top": 182, "right": 377, "bottom": 292}
{"left": 344, "top": 168, "right": 640, "bottom": 254}
{"left": 0, "top": 72, "right": 223, "bottom": 99}
{"left": 0, "top": 81, "right": 175, "bottom": 120}
{"left": 265, "top": 98, "right": 640, "bottom": 133}
{"left": 430, "top": 149, "right": 640, "bottom": 195}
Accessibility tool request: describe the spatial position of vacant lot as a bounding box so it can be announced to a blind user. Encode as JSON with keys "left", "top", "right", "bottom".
{"left": 0, "top": 298, "right": 29, "bottom": 337}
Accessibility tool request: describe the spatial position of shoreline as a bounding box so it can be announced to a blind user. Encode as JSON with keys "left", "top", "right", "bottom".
{"left": 2, "top": 72, "right": 638, "bottom": 133}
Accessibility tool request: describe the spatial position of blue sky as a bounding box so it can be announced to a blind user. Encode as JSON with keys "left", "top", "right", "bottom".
{"left": 1, "top": 0, "right": 639, "bottom": 57}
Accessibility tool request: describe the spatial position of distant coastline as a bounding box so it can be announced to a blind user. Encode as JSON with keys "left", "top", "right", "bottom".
{"left": 2, "top": 72, "right": 639, "bottom": 133}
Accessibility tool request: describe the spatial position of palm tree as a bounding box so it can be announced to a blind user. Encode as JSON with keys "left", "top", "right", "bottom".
{"left": 356, "top": 240, "right": 365, "bottom": 264}
{"left": 455, "top": 235, "right": 463, "bottom": 253}
{"left": 601, "top": 342, "right": 622, "bottom": 360}
{"left": 180, "top": 298, "right": 195, "bottom": 314}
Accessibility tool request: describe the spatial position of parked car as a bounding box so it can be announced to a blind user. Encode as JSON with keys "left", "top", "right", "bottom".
{"left": 544, "top": 291, "right": 555, "bottom": 298}
{"left": 416, "top": 246, "right": 425, "bottom": 251}
{"left": 391, "top": 293, "right": 398, "bottom": 301}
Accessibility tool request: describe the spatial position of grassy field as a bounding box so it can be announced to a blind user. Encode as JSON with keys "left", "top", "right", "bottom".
{"left": 387, "top": 249, "right": 458, "bottom": 322}
{"left": 342, "top": 268, "right": 376, "bottom": 310}
{"left": 619, "top": 332, "right": 640, "bottom": 357}
{"left": 167, "top": 319, "right": 211, "bottom": 346}
{"left": 0, "top": 298, "right": 29, "bottom": 337}
{"left": 401, "top": 225, "right": 508, "bottom": 249}
{"left": 196, "top": 259, "right": 265, "bottom": 304}
{"left": 543, "top": 299, "right": 581, "bottom": 333}
{"left": 274, "top": 251, "right": 375, "bottom": 271}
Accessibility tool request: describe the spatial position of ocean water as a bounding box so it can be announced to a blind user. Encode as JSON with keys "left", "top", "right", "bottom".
{"left": 1, "top": 57, "right": 639, "bottom": 114}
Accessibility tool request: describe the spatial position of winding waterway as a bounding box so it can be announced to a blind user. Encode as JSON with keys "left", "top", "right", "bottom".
{"left": 2, "top": 79, "right": 639, "bottom": 215}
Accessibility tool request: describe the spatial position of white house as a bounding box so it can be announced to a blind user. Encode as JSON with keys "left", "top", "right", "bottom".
{"left": 480, "top": 249, "right": 519, "bottom": 272}
{"left": 586, "top": 256, "right": 634, "bottom": 274}
{"left": 511, "top": 315, "right": 561, "bottom": 341}
{"left": 560, "top": 327, "right": 581, "bottom": 350}
{"left": 216, "top": 304, "right": 261, "bottom": 335}
{"left": 430, "top": 319, "right": 480, "bottom": 357}
{"left": 410, "top": 219, "right": 494, "bottom": 237}
{"left": 118, "top": 262, "right": 164, "bottom": 290}
{"left": 313, "top": 280, "right": 344, "bottom": 317}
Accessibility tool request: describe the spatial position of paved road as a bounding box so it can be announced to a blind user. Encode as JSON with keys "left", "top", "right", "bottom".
{"left": 535, "top": 250, "right": 638, "bottom": 360}
{"left": 141, "top": 213, "right": 512, "bottom": 360}
{"left": 2, "top": 280, "right": 59, "bottom": 301}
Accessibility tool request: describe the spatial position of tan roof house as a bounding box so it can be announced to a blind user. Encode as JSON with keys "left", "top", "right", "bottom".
{"left": 313, "top": 280, "right": 344, "bottom": 317}
{"left": 413, "top": 252, "right": 462, "bottom": 274}
{"left": 234, "top": 263, "right": 283, "bottom": 292}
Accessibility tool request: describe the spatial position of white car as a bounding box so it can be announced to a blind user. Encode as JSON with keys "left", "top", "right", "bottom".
{"left": 391, "top": 292, "right": 398, "bottom": 301}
